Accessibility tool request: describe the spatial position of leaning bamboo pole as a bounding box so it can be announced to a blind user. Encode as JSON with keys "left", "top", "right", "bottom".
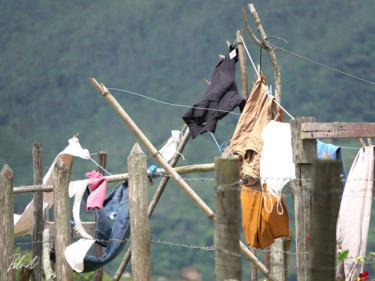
{"left": 89, "top": 78, "right": 277, "bottom": 281}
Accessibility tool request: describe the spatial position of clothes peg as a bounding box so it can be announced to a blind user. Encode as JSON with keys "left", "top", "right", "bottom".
{"left": 267, "top": 85, "right": 272, "bottom": 98}
{"left": 359, "top": 138, "right": 366, "bottom": 149}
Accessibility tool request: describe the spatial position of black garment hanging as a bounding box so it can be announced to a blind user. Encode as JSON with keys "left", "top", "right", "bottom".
{"left": 182, "top": 46, "right": 245, "bottom": 139}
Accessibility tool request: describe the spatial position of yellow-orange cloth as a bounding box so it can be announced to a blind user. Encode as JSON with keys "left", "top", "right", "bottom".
{"left": 241, "top": 184, "right": 289, "bottom": 249}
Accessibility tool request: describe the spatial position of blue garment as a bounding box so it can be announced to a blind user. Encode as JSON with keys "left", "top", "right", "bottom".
{"left": 51, "top": 181, "right": 130, "bottom": 273}
{"left": 317, "top": 140, "right": 347, "bottom": 187}
{"left": 82, "top": 181, "right": 130, "bottom": 272}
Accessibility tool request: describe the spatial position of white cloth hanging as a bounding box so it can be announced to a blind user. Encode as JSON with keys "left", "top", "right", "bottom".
{"left": 336, "top": 146, "right": 374, "bottom": 280}
{"left": 158, "top": 130, "right": 183, "bottom": 162}
{"left": 259, "top": 121, "right": 295, "bottom": 214}
{"left": 14, "top": 137, "right": 90, "bottom": 236}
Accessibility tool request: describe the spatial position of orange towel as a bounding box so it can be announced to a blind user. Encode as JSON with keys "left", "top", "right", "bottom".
{"left": 241, "top": 184, "right": 289, "bottom": 249}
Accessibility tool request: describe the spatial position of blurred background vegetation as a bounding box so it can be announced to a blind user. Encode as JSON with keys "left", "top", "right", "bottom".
{"left": 1, "top": 0, "right": 375, "bottom": 280}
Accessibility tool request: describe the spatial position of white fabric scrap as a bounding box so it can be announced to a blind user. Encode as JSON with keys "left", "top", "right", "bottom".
{"left": 14, "top": 137, "right": 90, "bottom": 237}
{"left": 260, "top": 121, "right": 295, "bottom": 214}
{"left": 159, "top": 130, "right": 183, "bottom": 162}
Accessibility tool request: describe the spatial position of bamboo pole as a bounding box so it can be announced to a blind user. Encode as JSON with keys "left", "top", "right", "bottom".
{"left": 128, "top": 143, "right": 151, "bottom": 281}
{"left": 0, "top": 164, "right": 16, "bottom": 281}
{"left": 214, "top": 157, "right": 242, "bottom": 280}
{"left": 113, "top": 128, "right": 190, "bottom": 280}
{"left": 53, "top": 158, "right": 73, "bottom": 281}
{"left": 13, "top": 163, "right": 214, "bottom": 194}
{"left": 90, "top": 78, "right": 277, "bottom": 281}
{"left": 32, "top": 142, "right": 43, "bottom": 281}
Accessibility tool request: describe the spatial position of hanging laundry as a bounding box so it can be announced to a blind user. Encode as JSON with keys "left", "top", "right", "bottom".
{"left": 14, "top": 136, "right": 90, "bottom": 236}
{"left": 182, "top": 46, "right": 245, "bottom": 138}
{"left": 317, "top": 140, "right": 347, "bottom": 187}
{"left": 229, "top": 77, "right": 279, "bottom": 187}
{"left": 86, "top": 170, "right": 107, "bottom": 211}
{"left": 260, "top": 120, "right": 295, "bottom": 203}
{"left": 336, "top": 146, "right": 374, "bottom": 281}
{"left": 159, "top": 130, "right": 183, "bottom": 162}
{"left": 62, "top": 181, "right": 130, "bottom": 273}
{"left": 241, "top": 184, "right": 289, "bottom": 249}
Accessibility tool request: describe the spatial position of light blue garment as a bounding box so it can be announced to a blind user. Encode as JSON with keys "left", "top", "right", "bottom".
{"left": 317, "top": 140, "right": 347, "bottom": 187}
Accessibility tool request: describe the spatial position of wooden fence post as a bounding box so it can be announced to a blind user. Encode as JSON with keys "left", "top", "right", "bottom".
{"left": 128, "top": 143, "right": 151, "bottom": 281}
{"left": 94, "top": 151, "right": 107, "bottom": 281}
{"left": 32, "top": 142, "right": 43, "bottom": 281}
{"left": 0, "top": 164, "right": 16, "bottom": 281}
{"left": 112, "top": 128, "right": 190, "bottom": 281}
{"left": 309, "top": 160, "right": 341, "bottom": 280}
{"left": 290, "top": 116, "right": 317, "bottom": 281}
{"left": 53, "top": 158, "right": 73, "bottom": 281}
{"left": 214, "top": 157, "right": 241, "bottom": 281}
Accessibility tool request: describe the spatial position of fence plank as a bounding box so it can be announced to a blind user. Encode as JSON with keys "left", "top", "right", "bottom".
{"left": 32, "top": 142, "right": 43, "bottom": 281}
{"left": 301, "top": 122, "right": 375, "bottom": 139}
{"left": 0, "top": 164, "right": 16, "bottom": 281}
{"left": 214, "top": 157, "right": 241, "bottom": 281}
{"left": 128, "top": 143, "right": 151, "bottom": 281}
{"left": 53, "top": 158, "right": 73, "bottom": 281}
{"left": 309, "top": 160, "right": 341, "bottom": 280}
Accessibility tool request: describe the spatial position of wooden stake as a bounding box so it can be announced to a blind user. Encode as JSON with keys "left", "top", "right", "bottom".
{"left": 309, "top": 160, "right": 341, "bottom": 280}
{"left": 94, "top": 151, "right": 107, "bottom": 281}
{"left": 290, "top": 117, "right": 317, "bottom": 281}
{"left": 214, "top": 157, "right": 242, "bottom": 280}
{"left": 128, "top": 143, "right": 151, "bottom": 281}
{"left": 90, "top": 78, "right": 277, "bottom": 281}
{"left": 53, "top": 158, "right": 73, "bottom": 281}
{"left": 0, "top": 164, "right": 16, "bottom": 281}
{"left": 32, "top": 142, "right": 43, "bottom": 281}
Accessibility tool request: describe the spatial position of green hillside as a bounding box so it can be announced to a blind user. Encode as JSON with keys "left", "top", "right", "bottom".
{"left": 1, "top": 0, "right": 375, "bottom": 280}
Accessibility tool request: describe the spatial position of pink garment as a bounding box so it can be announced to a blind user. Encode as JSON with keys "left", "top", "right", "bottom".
{"left": 86, "top": 170, "right": 107, "bottom": 211}
{"left": 336, "top": 146, "right": 374, "bottom": 281}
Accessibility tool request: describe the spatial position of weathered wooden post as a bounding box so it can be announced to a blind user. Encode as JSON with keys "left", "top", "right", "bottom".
{"left": 290, "top": 116, "right": 317, "bottom": 281}
{"left": 32, "top": 142, "right": 43, "bottom": 281}
{"left": 53, "top": 158, "right": 73, "bottom": 281}
{"left": 214, "top": 157, "right": 242, "bottom": 281}
{"left": 94, "top": 151, "right": 107, "bottom": 281}
{"left": 128, "top": 143, "right": 151, "bottom": 281}
{"left": 112, "top": 128, "right": 190, "bottom": 281}
{"left": 309, "top": 159, "right": 341, "bottom": 280}
{"left": 0, "top": 164, "right": 16, "bottom": 281}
